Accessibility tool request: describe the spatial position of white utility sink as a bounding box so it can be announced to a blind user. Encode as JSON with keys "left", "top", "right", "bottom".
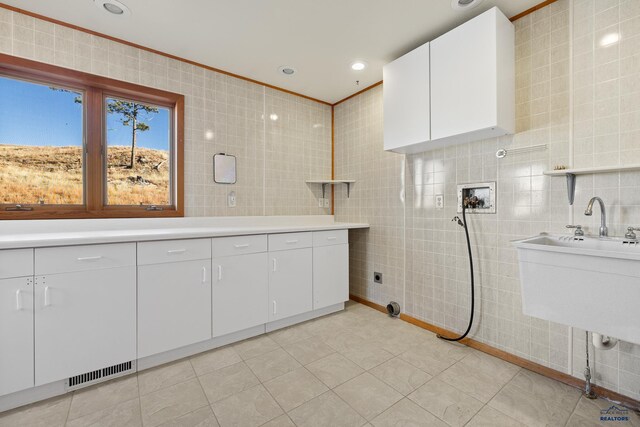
{"left": 513, "top": 234, "right": 640, "bottom": 345}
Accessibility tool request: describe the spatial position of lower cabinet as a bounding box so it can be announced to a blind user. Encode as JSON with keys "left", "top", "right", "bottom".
{"left": 313, "top": 244, "right": 349, "bottom": 309}
{"left": 0, "top": 277, "right": 34, "bottom": 396}
{"left": 138, "top": 260, "right": 212, "bottom": 358}
{"left": 34, "top": 267, "right": 136, "bottom": 386}
{"left": 213, "top": 253, "right": 268, "bottom": 337}
{"left": 268, "top": 248, "right": 313, "bottom": 321}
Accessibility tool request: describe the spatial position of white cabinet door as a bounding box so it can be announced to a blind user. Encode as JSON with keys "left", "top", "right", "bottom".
{"left": 313, "top": 244, "right": 349, "bottom": 310}
{"left": 138, "top": 260, "right": 211, "bottom": 358}
{"left": 383, "top": 42, "right": 430, "bottom": 153}
{"left": 430, "top": 7, "right": 514, "bottom": 142}
{"left": 34, "top": 267, "right": 136, "bottom": 386}
{"left": 0, "top": 277, "right": 34, "bottom": 396}
{"left": 268, "top": 248, "right": 312, "bottom": 322}
{"left": 213, "top": 253, "right": 268, "bottom": 337}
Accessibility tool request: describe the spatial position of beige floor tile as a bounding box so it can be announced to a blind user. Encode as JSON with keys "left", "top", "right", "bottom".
{"left": 138, "top": 360, "right": 196, "bottom": 396}
{"left": 263, "top": 367, "right": 328, "bottom": 411}
{"left": 323, "top": 329, "right": 367, "bottom": 354}
{"left": 437, "top": 361, "right": 509, "bottom": 403}
{"left": 340, "top": 341, "right": 395, "bottom": 370}
{"left": 458, "top": 351, "right": 520, "bottom": 383}
{"left": 288, "top": 391, "right": 367, "bottom": 427}
{"left": 190, "top": 346, "right": 242, "bottom": 376}
{"left": 370, "top": 357, "right": 432, "bottom": 395}
{"left": 399, "top": 347, "right": 457, "bottom": 377}
{"left": 565, "top": 413, "right": 606, "bottom": 427}
{"left": 408, "top": 378, "right": 483, "bottom": 427}
{"left": 261, "top": 414, "right": 296, "bottom": 427}
{"left": 572, "top": 396, "right": 640, "bottom": 426}
{"left": 211, "top": 384, "right": 283, "bottom": 427}
{"left": 466, "top": 405, "right": 526, "bottom": 427}
{"left": 198, "top": 361, "right": 260, "bottom": 403}
{"left": 334, "top": 372, "right": 404, "bottom": 421}
{"left": 0, "top": 394, "right": 71, "bottom": 427}
{"left": 245, "top": 348, "right": 301, "bottom": 382}
{"left": 306, "top": 352, "right": 365, "bottom": 388}
{"left": 282, "top": 337, "right": 335, "bottom": 365}
{"left": 140, "top": 378, "right": 209, "bottom": 427}
{"left": 371, "top": 398, "right": 448, "bottom": 427}
{"left": 232, "top": 335, "right": 280, "bottom": 360}
{"left": 67, "top": 375, "right": 138, "bottom": 421}
{"left": 488, "top": 382, "right": 572, "bottom": 427}
{"left": 268, "top": 325, "right": 312, "bottom": 346}
{"left": 508, "top": 369, "right": 581, "bottom": 409}
{"left": 66, "top": 398, "right": 142, "bottom": 427}
{"left": 157, "top": 405, "right": 219, "bottom": 427}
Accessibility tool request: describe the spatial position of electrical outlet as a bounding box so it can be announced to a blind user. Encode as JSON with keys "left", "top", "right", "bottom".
{"left": 318, "top": 198, "right": 325, "bottom": 207}
{"left": 227, "top": 191, "right": 236, "bottom": 207}
{"left": 323, "top": 198, "right": 330, "bottom": 208}
{"left": 435, "top": 194, "right": 444, "bottom": 209}
{"left": 374, "top": 272, "right": 383, "bottom": 284}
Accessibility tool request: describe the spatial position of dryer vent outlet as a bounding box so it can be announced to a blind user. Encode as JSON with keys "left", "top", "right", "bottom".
{"left": 387, "top": 301, "right": 401, "bottom": 317}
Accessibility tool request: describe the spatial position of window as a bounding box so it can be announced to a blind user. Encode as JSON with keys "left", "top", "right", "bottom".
{"left": 0, "top": 53, "right": 184, "bottom": 219}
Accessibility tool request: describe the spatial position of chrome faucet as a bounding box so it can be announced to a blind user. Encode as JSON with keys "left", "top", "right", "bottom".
{"left": 584, "top": 197, "right": 608, "bottom": 237}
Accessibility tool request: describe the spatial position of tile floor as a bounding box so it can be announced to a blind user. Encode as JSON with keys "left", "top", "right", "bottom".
{"left": 1, "top": 301, "right": 638, "bottom": 427}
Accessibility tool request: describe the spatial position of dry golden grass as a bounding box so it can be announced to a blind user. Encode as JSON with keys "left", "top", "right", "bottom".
{"left": 0, "top": 145, "right": 169, "bottom": 205}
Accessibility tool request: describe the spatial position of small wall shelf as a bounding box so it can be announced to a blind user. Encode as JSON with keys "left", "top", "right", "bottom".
{"left": 544, "top": 164, "right": 640, "bottom": 205}
{"left": 306, "top": 180, "right": 356, "bottom": 198}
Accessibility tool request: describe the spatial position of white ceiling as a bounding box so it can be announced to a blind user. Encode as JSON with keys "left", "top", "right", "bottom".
{"left": 4, "top": 0, "right": 541, "bottom": 104}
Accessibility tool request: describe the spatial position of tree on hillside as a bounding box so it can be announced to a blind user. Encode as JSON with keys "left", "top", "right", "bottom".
{"left": 107, "top": 100, "right": 159, "bottom": 169}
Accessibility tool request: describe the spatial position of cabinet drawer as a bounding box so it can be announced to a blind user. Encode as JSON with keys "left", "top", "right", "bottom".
{"left": 0, "top": 249, "right": 33, "bottom": 279}
{"left": 313, "top": 230, "right": 348, "bottom": 247}
{"left": 35, "top": 243, "right": 136, "bottom": 275}
{"left": 212, "top": 235, "right": 267, "bottom": 258}
{"left": 269, "top": 232, "right": 312, "bottom": 252}
{"left": 137, "top": 239, "right": 211, "bottom": 265}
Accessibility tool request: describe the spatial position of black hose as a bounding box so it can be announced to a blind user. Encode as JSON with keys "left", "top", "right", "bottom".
{"left": 437, "top": 203, "right": 474, "bottom": 342}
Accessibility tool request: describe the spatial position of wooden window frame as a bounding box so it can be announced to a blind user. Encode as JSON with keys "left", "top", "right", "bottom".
{"left": 0, "top": 53, "right": 184, "bottom": 219}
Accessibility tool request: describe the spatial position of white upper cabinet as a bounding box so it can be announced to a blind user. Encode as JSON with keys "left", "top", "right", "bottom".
{"left": 384, "top": 7, "right": 514, "bottom": 154}
{"left": 383, "top": 42, "right": 430, "bottom": 152}
{"left": 431, "top": 7, "right": 514, "bottom": 143}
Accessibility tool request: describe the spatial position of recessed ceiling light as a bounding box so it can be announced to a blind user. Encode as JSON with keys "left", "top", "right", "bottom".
{"left": 451, "top": 0, "right": 483, "bottom": 10}
{"left": 278, "top": 66, "right": 296, "bottom": 76}
{"left": 351, "top": 61, "right": 367, "bottom": 71}
{"left": 269, "top": 113, "right": 279, "bottom": 121}
{"left": 599, "top": 32, "right": 620, "bottom": 47}
{"left": 94, "top": 0, "right": 131, "bottom": 16}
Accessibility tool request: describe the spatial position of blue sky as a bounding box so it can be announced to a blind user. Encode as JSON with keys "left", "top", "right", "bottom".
{"left": 0, "top": 76, "right": 169, "bottom": 150}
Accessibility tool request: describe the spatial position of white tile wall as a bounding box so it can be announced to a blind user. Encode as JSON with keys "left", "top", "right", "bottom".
{"left": 0, "top": 8, "right": 332, "bottom": 217}
{"left": 335, "top": 0, "right": 640, "bottom": 401}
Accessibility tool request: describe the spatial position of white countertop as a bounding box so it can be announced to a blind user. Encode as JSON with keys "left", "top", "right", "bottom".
{"left": 0, "top": 216, "right": 369, "bottom": 249}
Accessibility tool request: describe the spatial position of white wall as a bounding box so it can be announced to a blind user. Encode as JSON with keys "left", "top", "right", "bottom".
{"left": 0, "top": 7, "right": 332, "bottom": 217}
{"left": 335, "top": 0, "right": 640, "bottom": 400}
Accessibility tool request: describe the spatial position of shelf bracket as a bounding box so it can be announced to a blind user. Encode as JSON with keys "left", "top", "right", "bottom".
{"left": 321, "top": 183, "right": 328, "bottom": 199}
{"left": 566, "top": 173, "right": 576, "bottom": 205}
{"left": 346, "top": 182, "right": 351, "bottom": 198}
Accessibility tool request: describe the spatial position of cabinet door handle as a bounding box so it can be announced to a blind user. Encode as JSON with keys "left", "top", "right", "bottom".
{"left": 273, "top": 300, "right": 277, "bottom": 315}
{"left": 202, "top": 266, "right": 207, "bottom": 283}
{"left": 16, "top": 289, "right": 22, "bottom": 311}
{"left": 167, "top": 249, "right": 187, "bottom": 254}
{"left": 234, "top": 244, "right": 250, "bottom": 248}
{"left": 218, "top": 265, "right": 222, "bottom": 281}
{"left": 44, "top": 286, "right": 51, "bottom": 307}
{"left": 272, "top": 258, "right": 277, "bottom": 272}
{"left": 77, "top": 256, "right": 102, "bottom": 261}
{"left": 285, "top": 239, "right": 298, "bottom": 244}
{"left": 327, "top": 236, "right": 337, "bottom": 240}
